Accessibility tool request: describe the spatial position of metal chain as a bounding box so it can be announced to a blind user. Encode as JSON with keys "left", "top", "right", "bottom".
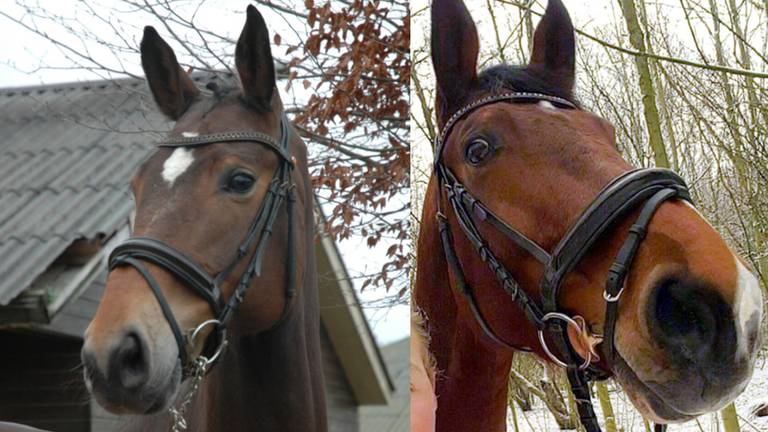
{"left": 169, "top": 356, "right": 208, "bottom": 432}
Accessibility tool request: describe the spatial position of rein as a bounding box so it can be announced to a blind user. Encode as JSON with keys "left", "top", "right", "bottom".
{"left": 108, "top": 114, "right": 296, "bottom": 430}
{"left": 433, "top": 92, "right": 691, "bottom": 432}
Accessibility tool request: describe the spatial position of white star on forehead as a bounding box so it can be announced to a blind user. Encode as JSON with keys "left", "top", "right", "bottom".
{"left": 162, "top": 147, "right": 194, "bottom": 185}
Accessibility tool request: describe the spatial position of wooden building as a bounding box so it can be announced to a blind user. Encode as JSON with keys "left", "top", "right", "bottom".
{"left": 0, "top": 78, "right": 393, "bottom": 431}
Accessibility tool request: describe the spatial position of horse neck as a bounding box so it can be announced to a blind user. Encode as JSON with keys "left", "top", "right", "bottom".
{"left": 194, "top": 287, "right": 327, "bottom": 432}
{"left": 189, "top": 173, "right": 326, "bottom": 432}
{"left": 414, "top": 175, "right": 514, "bottom": 431}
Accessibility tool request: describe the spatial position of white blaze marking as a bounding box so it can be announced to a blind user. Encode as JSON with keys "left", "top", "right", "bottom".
{"left": 734, "top": 257, "right": 763, "bottom": 359}
{"left": 539, "top": 100, "right": 557, "bottom": 111}
{"left": 161, "top": 147, "right": 194, "bottom": 186}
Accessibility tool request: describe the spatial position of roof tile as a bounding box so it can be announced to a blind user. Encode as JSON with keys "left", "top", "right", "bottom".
{"left": 0, "top": 78, "right": 167, "bottom": 305}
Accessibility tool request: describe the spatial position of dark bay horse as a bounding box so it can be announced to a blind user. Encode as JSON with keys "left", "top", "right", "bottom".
{"left": 414, "top": 0, "right": 763, "bottom": 430}
{"left": 80, "top": 5, "right": 326, "bottom": 431}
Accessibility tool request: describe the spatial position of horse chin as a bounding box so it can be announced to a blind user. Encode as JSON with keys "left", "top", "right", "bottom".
{"left": 87, "top": 359, "right": 182, "bottom": 415}
{"left": 610, "top": 351, "right": 696, "bottom": 423}
{"left": 611, "top": 346, "right": 751, "bottom": 424}
{"left": 141, "top": 362, "right": 183, "bottom": 414}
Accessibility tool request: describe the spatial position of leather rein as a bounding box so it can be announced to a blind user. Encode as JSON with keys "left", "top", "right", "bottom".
{"left": 108, "top": 114, "right": 296, "bottom": 375}
{"left": 433, "top": 92, "right": 692, "bottom": 432}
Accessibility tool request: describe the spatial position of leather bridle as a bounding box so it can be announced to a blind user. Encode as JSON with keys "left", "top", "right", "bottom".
{"left": 434, "top": 92, "right": 692, "bottom": 432}
{"left": 108, "top": 114, "right": 296, "bottom": 375}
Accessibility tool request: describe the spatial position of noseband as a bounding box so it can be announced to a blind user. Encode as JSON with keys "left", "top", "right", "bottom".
{"left": 434, "top": 92, "right": 692, "bottom": 432}
{"left": 108, "top": 114, "right": 296, "bottom": 375}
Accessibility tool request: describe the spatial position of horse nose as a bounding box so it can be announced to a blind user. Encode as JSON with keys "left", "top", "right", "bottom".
{"left": 651, "top": 277, "right": 737, "bottom": 366}
{"left": 108, "top": 331, "right": 150, "bottom": 390}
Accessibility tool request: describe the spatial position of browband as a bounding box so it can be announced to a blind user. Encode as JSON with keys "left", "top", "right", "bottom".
{"left": 158, "top": 115, "right": 294, "bottom": 165}
{"left": 434, "top": 91, "right": 577, "bottom": 165}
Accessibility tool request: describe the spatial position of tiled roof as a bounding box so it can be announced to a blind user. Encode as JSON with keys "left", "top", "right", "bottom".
{"left": 0, "top": 78, "right": 170, "bottom": 305}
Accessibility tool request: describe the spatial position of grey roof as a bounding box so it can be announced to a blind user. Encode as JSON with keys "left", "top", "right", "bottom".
{"left": 359, "top": 337, "right": 409, "bottom": 432}
{"left": 0, "top": 78, "right": 171, "bottom": 305}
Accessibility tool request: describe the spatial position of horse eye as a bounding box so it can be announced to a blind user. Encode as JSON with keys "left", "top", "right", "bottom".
{"left": 224, "top": 171, "right": 255, "bottom": 193}
{"left": 465, "top": 139, "right": 494, "bottom": 165}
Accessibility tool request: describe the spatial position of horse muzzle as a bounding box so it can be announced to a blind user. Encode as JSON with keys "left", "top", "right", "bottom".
{"left": 82, "top": 326, "right": 181, "bottom": 414}
{"left": 615, "top": 270, "right": 762, "bottom": 422}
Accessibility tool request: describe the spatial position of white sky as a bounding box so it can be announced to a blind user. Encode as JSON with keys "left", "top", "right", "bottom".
{"left": 0, "top": 0, "right": 409, "bottom": 346}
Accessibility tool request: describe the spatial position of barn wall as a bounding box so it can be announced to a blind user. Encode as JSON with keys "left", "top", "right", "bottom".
{"left": 42, "top": 270, "right": 107, "bottom": 339}
{"left": 0, "top": 331, "right": 90, "bottom": 432}
{"left": 321, "top": 323, "right": 360, "bottom": 431}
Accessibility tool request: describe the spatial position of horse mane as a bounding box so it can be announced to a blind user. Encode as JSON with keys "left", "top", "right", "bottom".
{"left": 475, "top": 64, "right": 580, "bottom": 107}
{"left": 199, "top": 76, "right": 239, "bottom": 116}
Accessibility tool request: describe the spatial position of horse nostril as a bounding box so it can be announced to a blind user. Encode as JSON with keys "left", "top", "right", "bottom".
{"left": 652, "top": 277, "right": 735, "bottom": 364}
{"left": 655, "top": 279, "right": 710, "bottom": 340}
{"left": 110, "top": 331, "right": 150, "bottom": 390}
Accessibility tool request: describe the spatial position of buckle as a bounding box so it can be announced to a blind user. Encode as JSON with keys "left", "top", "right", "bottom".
{"left": 603, "top": 286, "right": 625, "bottom": 302}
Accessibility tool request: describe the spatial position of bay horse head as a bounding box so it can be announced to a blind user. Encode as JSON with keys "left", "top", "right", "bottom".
{"left": 417, "top": 0, "right": 763, "bottom": 427}
{"left": 81, "top": 6, "right": 324, "bottom": 426}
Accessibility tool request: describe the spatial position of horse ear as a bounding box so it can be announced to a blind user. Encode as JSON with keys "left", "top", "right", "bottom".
{"left": 431, "top": 0, "right": 479, "bottom": 123}
{"left": 529, "top": 0, "right": 576, "bottom": 94}
{"left": 140, "top": 26, "right": 199, "bottom": 120}
{"left": 235, "top": 5, "right": 275, "bottom": 111}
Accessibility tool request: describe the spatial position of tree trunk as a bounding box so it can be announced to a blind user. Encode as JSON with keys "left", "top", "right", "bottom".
{"left": 721, "top": 402, "right": 741, "bottom": 432}
{"left": 595, "top": 381, "right": 618, "bottom": 432}
{"left": 619, "top": 0, "right": 670, "bottom": 168}
{"left": 508, "top": 368, "right": 575, "bottom": 429}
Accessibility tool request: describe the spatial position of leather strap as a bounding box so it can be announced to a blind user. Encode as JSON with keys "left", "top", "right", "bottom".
{"left": 116, "top": 257, "right": 190, "bottom": 367}
{"left": 434, "top": 92, "right": 577, "bottom": 165}
{"left": 568, "top": 369, "right": 601, "bottom": 432}
{"left": 159, "top": 130, "right": 293, "bottom": 165}
{"left": 110, "top": 237, "right": 224, "bottom": 316}
{"left": 541, "top": 169, "right": 690, "bottom": 313}
{"left": 444, "top": 168, "right": 550, "bottom": 264}
{"left": 602, "top": 188, "right": 679, "bottom": 363}
{"left": 442, "top": 168, "right": 545, "bottom": 329}
{"left": 438, "top": 213, "right": 522, "bottom": 350}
